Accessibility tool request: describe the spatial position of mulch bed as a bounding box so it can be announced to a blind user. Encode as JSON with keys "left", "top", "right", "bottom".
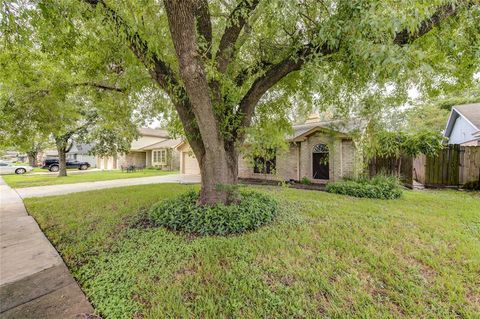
{"left": 239, "top": 178, "right": 326, "bottom": 191}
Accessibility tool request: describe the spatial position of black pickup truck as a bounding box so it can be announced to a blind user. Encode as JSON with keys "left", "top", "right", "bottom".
{"left": 42, "top": 159, "right": 91, "bottom": 172}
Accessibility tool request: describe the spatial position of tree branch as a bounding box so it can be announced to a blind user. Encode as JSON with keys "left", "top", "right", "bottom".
{"left": 394, "top": 3, "right": 462, "bottom": 46}
{"left": 81, "top": 0, "right": 179, "bottom": 92}
{"left": 215, "top": 0, "right": 260, "bottom": 73}
{"left": 236, "top": 2, "right": 467, "bottom": 133}
{"left": 82, "top": 0, "right": 205, "bottom": 155}
{"left": 194, "top": 0, "right": 213, "bottom": 60}
{"left": 236, "top": 43, "right": 333, "bottom": 129}
{"left": 74, "top": 82, "right": 126, "bottom": 92}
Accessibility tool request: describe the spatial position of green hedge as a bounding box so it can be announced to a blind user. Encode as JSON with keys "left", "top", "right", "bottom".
{"left": 326, "top": 175, "right": 402, "bottom": 199}
{"left": 149, "top": 190, "right": 278, "bottom": 236}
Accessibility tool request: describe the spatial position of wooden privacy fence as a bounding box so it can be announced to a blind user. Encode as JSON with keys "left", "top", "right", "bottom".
{"left": 414, "top": 145, "right": 480, "bottom": 187}
{"left": 424, "top": 144, "right": 460, "bottom": 187}
{"left": 368, "top": 155, "right": 413, "bottom": 186}
{"left": 371, "top": 145, "right": 480, "bottom": 188}
{"left": 459, "top": 146, "right": 480, "bottom": 185}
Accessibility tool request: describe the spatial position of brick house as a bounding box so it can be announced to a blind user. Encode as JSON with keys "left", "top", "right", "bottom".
{"left": 97, "top": 128, "right": 181, "bottom": 170}
{"left": 177, "top": 115, "right": 358, "bottom": 183}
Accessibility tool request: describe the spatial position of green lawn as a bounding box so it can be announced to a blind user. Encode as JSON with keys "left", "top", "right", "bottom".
{"left": 24, "top": 185, "right": 480, "bottom": 318}
{"left": 3, "top": 169, "right": 177, "bottom": 188}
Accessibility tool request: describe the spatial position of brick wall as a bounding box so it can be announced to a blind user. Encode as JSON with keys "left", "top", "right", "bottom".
{"left": 341, "top": 139, "right": 356, "bottom": 179}
{"left": 238, "top": 133, "right": 357, "bottom": 183}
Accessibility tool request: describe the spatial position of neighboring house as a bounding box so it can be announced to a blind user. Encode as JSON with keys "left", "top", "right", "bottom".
{"left": 97, "top": 128, "right": 182, "bottom": 170}
{"left": 67, "top": 143, "right": 97, "bottom": 167}
{"left": 0, "top": 151, "right": 27, "bottom": 163}
{"left": 444, "top": 103, "right": 480, "bottom": 146}
{"left": 37, "top": 143, "right": 97, "bottom": 167}
{"left": 38, "top": 149, "right": 59, "bottom": 161}
{"left": 177, "top": 115, "right": 358, "bottom": 183}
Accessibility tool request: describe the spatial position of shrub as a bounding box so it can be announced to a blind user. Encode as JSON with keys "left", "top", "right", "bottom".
{"left": 300, "top": 177, "right": 312, "bottom": 185}
{"left": 326, "top": 175, "right": 402, "bottom": 199}
{"left": 149, "top": 190, "right": 278, "bottom": 236}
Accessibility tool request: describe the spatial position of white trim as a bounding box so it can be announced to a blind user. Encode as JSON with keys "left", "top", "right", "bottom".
{"left": 443, "top": 108, "right": 457, "bottom": 137}
{"left": 152, "top": 149, "right": 167, "bottom": 165}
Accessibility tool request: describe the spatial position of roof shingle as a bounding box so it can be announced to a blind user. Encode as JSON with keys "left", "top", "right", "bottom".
{"left": 453, "top": 103, "right": 480, "bottom": 130}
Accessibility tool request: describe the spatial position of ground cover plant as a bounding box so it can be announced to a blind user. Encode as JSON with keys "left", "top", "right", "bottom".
{"left": 149, "top": 190, "right": 278, "bottom": 235}
{"left": 24, "top": 184, "right": 480, "bottom": 318}
{"left": 326, "top": 175, "right": 403, "bottom": 199}
{"left": 3, "top": 169, "right": 176, "bottom": 188}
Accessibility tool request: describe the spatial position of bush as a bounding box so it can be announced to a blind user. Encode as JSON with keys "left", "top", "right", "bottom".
{"left": 149, "top": 190, "right": 278, "bottom": 236}
{"left": 326, "top": 175, "right": 402, "bottom": 199}
{"left": 300, "top": 177, "right": 312, "bottom": 185}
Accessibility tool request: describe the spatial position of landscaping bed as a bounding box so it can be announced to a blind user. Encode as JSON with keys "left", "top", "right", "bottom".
{"left": 239, "top": 177, "right": 326, "bottom": 190}
{"left": 24, "top": 184, "right": 480, "bottom": 318}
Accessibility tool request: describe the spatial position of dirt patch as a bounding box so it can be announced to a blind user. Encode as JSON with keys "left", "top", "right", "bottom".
{"left": 314, "top": 290, "right": 332, "bottom": 316}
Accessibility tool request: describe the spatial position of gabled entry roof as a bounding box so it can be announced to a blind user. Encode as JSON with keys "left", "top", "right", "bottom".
{"left": 288, "top": 120, "right": 353, "bottom": 142}
{"left": 140, "top": 138, "right": 183, "bottom": 150}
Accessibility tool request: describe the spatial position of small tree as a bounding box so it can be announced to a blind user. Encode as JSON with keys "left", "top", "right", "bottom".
{"left": 0, "top": 5, "right": 141, "bottom": 176}
{"left": 0, "top": 127, "right": 50, "bottom": 167}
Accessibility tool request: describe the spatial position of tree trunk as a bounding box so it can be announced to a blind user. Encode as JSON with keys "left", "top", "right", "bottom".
{"left": 27, "top": 152, "right": 37, "bottom": 167}
{"left": 57, "top": 145, "right": 67, "bottom": 177}
{"left": 58, "top": 148, "right": 67, "bottom": 177}
{"left": 164, "top": 0, "right": 240, "bottom": 205}
{"left": 197, "top": 145, "right": 238, "bottom": 205}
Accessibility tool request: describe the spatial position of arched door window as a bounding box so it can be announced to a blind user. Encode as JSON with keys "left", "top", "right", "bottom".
{"left": 312, "top": 144, "right": 329, "bottom": 179}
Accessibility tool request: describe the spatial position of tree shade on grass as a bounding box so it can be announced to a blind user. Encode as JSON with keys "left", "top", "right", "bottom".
{"left": 24, "top": 184, "right": 480, "bottom": 318}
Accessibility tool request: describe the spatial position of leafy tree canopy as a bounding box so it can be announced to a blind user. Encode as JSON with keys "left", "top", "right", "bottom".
{"left": 0, "top": 1, "right": 155, "bottom": 168}
{"left": 1, "top": 0, "right": 479, "bottom": 203}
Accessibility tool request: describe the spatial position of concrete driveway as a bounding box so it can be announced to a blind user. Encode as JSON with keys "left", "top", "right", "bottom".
{"left": 16, "top": 174, "right": 201, "bottom": 198}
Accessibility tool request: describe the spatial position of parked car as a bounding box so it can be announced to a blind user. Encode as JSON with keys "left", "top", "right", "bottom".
{"left": 0, "top": 162, "right": 33, "bottom": 175}
{"left": 41, "top": 159, "right": 91, "bottom": 172}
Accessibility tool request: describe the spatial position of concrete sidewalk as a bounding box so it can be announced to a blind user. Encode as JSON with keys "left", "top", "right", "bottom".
{"left": 0, "top": 177, "right": 94, "bottom": 318}
{"left": 16, "top": 174, "right": 201, "bottom": 198}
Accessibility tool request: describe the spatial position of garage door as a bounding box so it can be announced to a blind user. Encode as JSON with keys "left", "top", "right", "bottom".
{"left": 183, "top": 152, "right": 200, "bottom": 175}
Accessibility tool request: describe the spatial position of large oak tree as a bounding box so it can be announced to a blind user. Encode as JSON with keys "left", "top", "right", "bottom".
{"left": 3, "top": 0, "right": 479, "bottom": 204}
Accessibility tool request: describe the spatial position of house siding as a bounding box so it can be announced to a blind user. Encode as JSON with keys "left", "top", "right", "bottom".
{"left": 448, "top": 116, "right": 478, "bottom": 145}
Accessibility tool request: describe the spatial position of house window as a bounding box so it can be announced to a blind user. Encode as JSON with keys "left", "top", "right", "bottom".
{"left": 253, "top": 156, "right": 276, "bottom": 174}
{"left": 152, "top": 149, "right": 167, "bottom": 165}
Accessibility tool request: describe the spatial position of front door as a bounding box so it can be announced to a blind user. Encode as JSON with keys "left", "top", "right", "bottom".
{"left": 312, "top": 144, "right": 329, "bottom": 180}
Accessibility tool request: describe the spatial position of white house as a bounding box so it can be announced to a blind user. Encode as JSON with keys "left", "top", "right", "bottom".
{"left": 444, "top": 103, "right": 480, "bottom": 146}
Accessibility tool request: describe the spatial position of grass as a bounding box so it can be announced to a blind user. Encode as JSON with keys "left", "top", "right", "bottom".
{"left": 24, "top": 185, "right": 480, "bottom": 319}
{"left": 3, "top": 169, "right": 177, "bottom": 188}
